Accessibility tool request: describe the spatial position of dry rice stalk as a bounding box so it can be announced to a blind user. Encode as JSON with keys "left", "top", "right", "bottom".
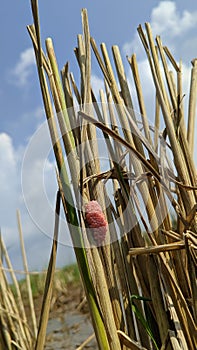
{"left": 35, "top": 191, "right": 60, "bottom": 350}
{"left": 17, "top": 210, "right": 37, "bottom": 339}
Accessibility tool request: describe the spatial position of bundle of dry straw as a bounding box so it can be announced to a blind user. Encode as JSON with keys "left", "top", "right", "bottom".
{"left": 0, "top": 212, "right": 37, "bottom": 349}
{"left": 2, "top": 0, "right": 197, "bottom": 349}
{"left": 28, "top": 1, "right": 196, "bottom": 349}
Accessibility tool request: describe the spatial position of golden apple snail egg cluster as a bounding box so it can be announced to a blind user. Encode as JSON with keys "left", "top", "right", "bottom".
{"left": 85, "top": 200, "right": 108, "bottom": 245}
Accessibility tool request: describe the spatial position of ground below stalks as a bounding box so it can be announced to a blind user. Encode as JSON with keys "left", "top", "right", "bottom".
{"left": 24, "top": 266, "right": 98, "bottom": 349}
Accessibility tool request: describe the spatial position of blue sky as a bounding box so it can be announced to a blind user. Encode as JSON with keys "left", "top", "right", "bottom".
{"left": 0, "top": 1, "right": 196, "bottom": 273}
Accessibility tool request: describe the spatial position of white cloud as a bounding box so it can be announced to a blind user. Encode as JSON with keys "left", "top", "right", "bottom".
{"left": 0, "top": 126, "right": 74, "bottom": 272}
{"left": 151, "top": 1, "right": 197, "bottom": 37}
{"left": 9, "top": 48, "right": 35, "bottom": 87}
{"left": 0, "top": 133, "right": 16, "bottom": 173}
{"left": 122, "top": 1, "right": 197, "bottom": 122}
{"left": 91, "top": 74, "right": 105, "bottom": 100}
{"left": 0, "top": 133, "right": 18, "bottom": 211}
{"left": 123, "top": 1, "right": 197, "bottom": 61}
{"left": 34, "top": 106, "right": 45, "bottom": 119}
